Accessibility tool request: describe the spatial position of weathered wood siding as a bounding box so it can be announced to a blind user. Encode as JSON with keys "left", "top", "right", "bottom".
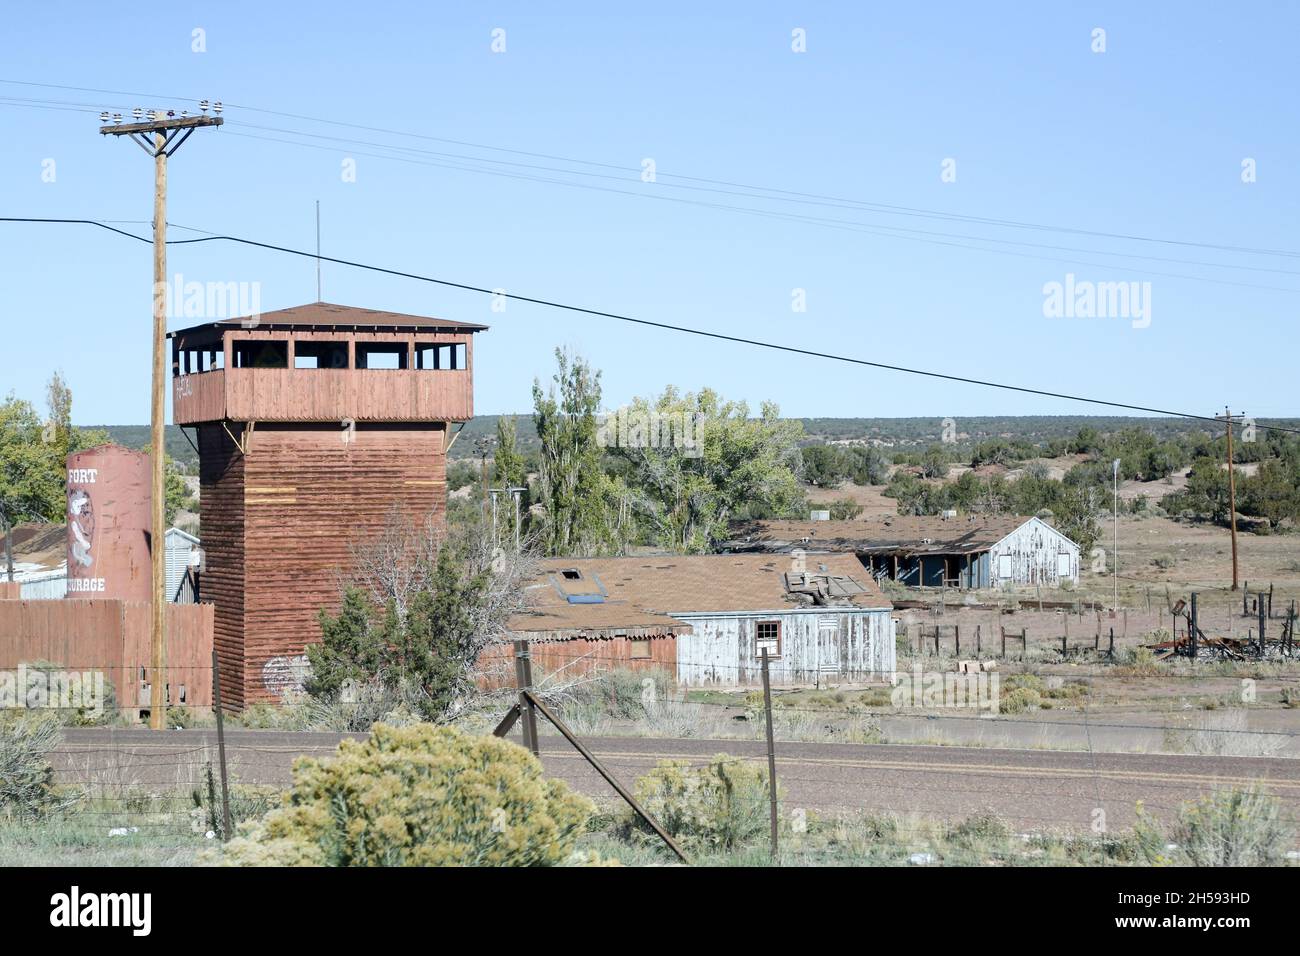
{"left": 0, "top": 598, "right": 214, "bottom": 709}
{"left": 210, "top": 422, "right": 449, "bottom": 706}
{"left": 199, "top": 423, "right": 246, "bottom": 709}
{"left": 988, "top": 517, "right": 1080, "bottom": 587}
{"left": 173, "top": 329, "right": 475, "bottom": 425}
{"left": 676, "top": 609, "right": 895, "bottom": 687}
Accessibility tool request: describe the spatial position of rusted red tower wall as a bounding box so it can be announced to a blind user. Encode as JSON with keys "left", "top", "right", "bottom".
{"left": 66, "top": 445, "right": 152, "bottom": 602}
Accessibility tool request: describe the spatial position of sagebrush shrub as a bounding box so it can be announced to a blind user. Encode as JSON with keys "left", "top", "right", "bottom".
{"left": 621, "top": 755, "right": 774, "bottom": 851}
{"left": 1136, "top": 788, "right": 1293, "bottom": 867}
{"left": 0, "top": 711, "right": 67, "bottom": 819}
{"left": 217, "top": 723, "right": 594, "bottom": 866}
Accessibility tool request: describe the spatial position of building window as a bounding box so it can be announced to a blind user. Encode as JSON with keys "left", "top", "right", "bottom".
{"left": 294, "top": 340, "right": 349, "bottom": 369}
{"left": 356, "top": 342, "right": 408, "bottom": 370}
{"left": 755, "top": 620, "right": 781, "bottom": 659}
{"left": 629, "top": 639, "right": 652, "bottom": 660}
{"left": 233, "top": 340, "right": 288, "bottom": 368}
{"left": 415, "top": 342, "right": 466, "bottom": 370}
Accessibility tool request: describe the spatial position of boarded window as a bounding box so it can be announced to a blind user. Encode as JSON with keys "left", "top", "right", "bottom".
{"left": 629, "top": 639, "right": 652, "bottom": 660}
{"left": 1057, "top": 552, "right": 1072, "bottom": 577}
{"left": 997, "top": 554, "right": 1013, "bottom": 579}
{"left": 755, "top": 620, "right": 781, "bottom": 659}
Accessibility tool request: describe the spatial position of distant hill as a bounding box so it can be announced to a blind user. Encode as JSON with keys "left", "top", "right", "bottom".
{"left": 98, "top": 414, "right": 1300, "bottom": 469}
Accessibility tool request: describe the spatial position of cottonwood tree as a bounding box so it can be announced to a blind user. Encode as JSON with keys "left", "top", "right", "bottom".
{"left": 1, "top": 375, "right": 107, "bottom": 579}
{"left": 531, "top": 349, "right": 628, "bottom": 555}
{"left": 609, "top": 387, "right": 804, "bottom": 552}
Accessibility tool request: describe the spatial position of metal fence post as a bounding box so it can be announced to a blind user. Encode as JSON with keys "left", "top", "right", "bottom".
{"left": 761, "top": 648, "right": 779, "bottom": 860}
{"left": 211, "top": 648, "right": 232, "bottom": 840}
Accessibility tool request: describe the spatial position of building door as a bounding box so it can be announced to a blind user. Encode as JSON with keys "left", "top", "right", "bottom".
{"left": 817, "top": 615, "right": 840, "bottom": 679}
{"left": 1057, "top": 551, "right": 1073, "bottom": 579}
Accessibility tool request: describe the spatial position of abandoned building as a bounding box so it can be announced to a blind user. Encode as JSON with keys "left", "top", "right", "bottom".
{"left": 492, "top": 553, "right": 896, "bottom": 687}
{"left": 168, "top": 302, "right": 486, "bottom": 707}
{"left": 725, "top": 515, "right": 1081, "bottom": 589}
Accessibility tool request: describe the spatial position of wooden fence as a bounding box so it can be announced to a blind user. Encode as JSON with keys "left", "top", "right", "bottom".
{"left": 0, "top": 598, "right": 214, "bottom": 711}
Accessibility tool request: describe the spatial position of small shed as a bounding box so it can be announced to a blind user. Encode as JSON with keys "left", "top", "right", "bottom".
{"left": 726, "top": 515, "right": 1081, "bottom": 589}
{"left": 164, "top": 527, "right": 202, "bottom": 603}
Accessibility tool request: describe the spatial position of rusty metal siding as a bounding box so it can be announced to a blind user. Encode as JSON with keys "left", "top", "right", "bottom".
{"left": 233, "top": 423, "right": 448, "bottom": 704}
{"left": 65, "top": 445, "right": 151, "bottom": 602}
{"left": 475, "top": 634, "right": 677, "bottom": 689}
{"left": 988, "top": 517, "right": 1081, "bottom": 588}
{"left": 676, "top": 609, "right": 895, "bottom": 687}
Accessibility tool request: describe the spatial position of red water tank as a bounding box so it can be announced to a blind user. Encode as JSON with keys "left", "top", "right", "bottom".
{"left": 65, "top": 445, "right": 152, "bottom": 602}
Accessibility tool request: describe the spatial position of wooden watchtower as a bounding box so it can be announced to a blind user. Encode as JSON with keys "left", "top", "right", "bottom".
{"left": 168, "top": 303, "right": 487, "bottom": 708}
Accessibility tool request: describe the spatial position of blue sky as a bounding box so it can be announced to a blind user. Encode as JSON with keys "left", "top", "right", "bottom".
{"left": 1, "top": 1, "right": 1297, "bottom": 426}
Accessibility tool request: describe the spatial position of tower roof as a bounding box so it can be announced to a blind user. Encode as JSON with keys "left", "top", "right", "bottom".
{"left": 168, "top": 302, "right": 488, "bottom": 338}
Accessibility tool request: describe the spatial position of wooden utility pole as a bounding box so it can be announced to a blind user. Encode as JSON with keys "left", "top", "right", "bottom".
{"left": 1216, "top": 408, "right": 1244, "bottom": 591}
{"left": 100, "top": 106, "right": 222, "bottom": 729}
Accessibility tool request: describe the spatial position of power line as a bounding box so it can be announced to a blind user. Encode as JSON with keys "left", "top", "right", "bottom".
{"left": 6, "top": 215, "right": 1300, "bottom": 437}
{"left": 220, "top": 127, "right": 1300, "bottom": 294}
{"left": 4, "top": 77, "right": 1299, "bottom": 261}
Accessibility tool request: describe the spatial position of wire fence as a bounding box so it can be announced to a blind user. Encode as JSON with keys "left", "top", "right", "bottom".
{"left": 3, "top": 648, "right": 1298, "bottom": 862}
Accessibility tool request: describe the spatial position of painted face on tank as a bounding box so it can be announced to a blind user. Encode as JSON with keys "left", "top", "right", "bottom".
{"left": 68, "top": 488, "right": 95, "bottom": 568}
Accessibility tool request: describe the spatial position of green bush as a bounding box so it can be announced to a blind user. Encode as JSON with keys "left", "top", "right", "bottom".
{"left": 0, "top": 711, "right": 69, "bottom": 819}
{"left": 165, "top": 705, "right": 195, "bottom": 728}
{"left": 1135, "top": 788, "right": 1293, "bottom": 866}
{"left": 620, "top": 755, "right": 774, "bottom": 852}
{"left": 217, "top": 723, "right": 594, "bottom": 866}
{"left": 570, "top": 667, "right": 675, "bottom": 721}
{"left": 998, "top": 687, "right": 1041, "bottom": 715}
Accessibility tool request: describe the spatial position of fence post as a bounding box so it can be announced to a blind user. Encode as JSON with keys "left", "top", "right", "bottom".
{"left": 513, "top": 640, "right": 540, "bottom": 758}
{"left": 211, "top": 648, "right": 232, "bottom": 841}
{"left": 954, "top": 625, "right": 960, "bottom": 658}
{"left": 1258, "top": 601, "right": 1266, "bottom": 656}
{"left": 975, "top": 624, "right": 981, "bottom": 656}
{"left": 761, "top": 648, "right": 779, "bottom": 861}
{"left": 1189, "top": 593, "right": 1198, "bottom": 660}
{"left": 1001, "top": 626, "right": 1007, "bottom": 658}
